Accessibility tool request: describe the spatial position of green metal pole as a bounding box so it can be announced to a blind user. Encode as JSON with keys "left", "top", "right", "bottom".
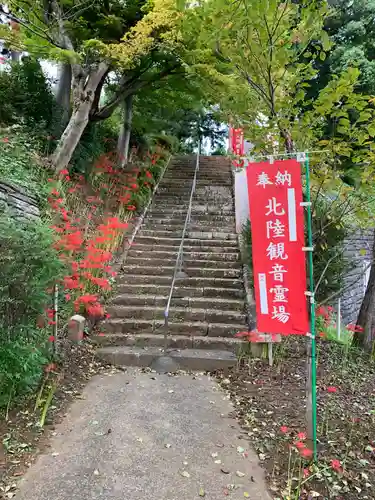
{"left": 304, "top": 153, "right": 317, "bottom": 461}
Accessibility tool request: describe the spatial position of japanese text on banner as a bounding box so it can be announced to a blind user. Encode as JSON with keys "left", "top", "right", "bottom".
{"left": 247, "top": 159, "right": 309, "bottom": 335}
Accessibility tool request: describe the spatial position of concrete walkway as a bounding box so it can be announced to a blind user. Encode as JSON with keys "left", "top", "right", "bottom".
{"left": 15, "top": 370, "right": 271, "bottom": 500}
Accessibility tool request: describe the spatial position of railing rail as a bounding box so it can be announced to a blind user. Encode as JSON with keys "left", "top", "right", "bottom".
{"left": 163, "top": 148, "right": 200, "bottom": 350}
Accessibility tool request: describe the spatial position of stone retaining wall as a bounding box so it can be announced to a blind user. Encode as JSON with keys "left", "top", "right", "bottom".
{"left": 340, "top": 229, "right": 373, "bottom": 324}
{"left": 0, "top": 181, "right": 40, "bottom": 221}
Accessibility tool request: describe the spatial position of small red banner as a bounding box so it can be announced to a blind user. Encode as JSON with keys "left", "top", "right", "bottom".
{"left": 230, "top": 127, "right": 244, "bottom": 156}
{"left": 247, "top": 159, "right": 309, "bottom": 335}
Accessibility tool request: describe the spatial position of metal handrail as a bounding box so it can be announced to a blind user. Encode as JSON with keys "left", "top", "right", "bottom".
{"left": 163, "top": 148, "right": 200, "bottom": 350}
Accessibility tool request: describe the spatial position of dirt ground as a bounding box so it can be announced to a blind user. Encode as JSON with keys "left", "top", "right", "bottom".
{"left": 218, "top": 337, "right": 375, "bottom": 499}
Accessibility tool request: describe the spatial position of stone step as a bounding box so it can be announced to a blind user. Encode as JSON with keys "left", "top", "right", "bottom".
{"left": 121, "top": 265, "right": 241, "bottom": 279}
{"left": 125, "top": 256, "right": 241, "bottom": 269}
{"left": 95, "top": 346, "right": 237, "bottom": 371}
{"left": 148, "top": 207, "right": 234, "bottom": 216}
{"left": 117, "top": 273, "right": 242, "bottom": 289}
{"left": 103, "top": 318, "right": 244, "bottom": 337}
{"left": 111, "top": 293, "right": 244, "bottom": 311}
{"left": 146, "top": 214, "right": 236, "bottom": 224}
{"left": 115, "top": 283, "right": 245, "bottom": 299}
{"left": 127, "top": 249, "right": 240, "bottom": 262}
{"left": 130, "top": 243, "right": 240, "bottom": 254}
{"left": 142, "top": 223, "right": 236, "bottom": 233}
{"left": 134, "top": 235, "right": 238, "bottom": 247}
{"left": 138, "top": 229, "right": 237, "bottom": 241}
{"left": 161, "top": 180, "right": 233, "bottom": 187}
{"left": 93, "top": 332, "right": 243, "bottom": 352}
{"left": 106, "top": 305, "right": 245, "bottom": 324}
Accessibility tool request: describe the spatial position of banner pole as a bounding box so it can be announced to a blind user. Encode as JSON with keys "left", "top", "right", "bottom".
{"left": 304, "top": 153, "right": 318, "bottom": 461}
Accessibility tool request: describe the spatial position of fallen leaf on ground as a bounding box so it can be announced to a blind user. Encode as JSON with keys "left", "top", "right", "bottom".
{"left": 93, "top": 469, "right": 99, "bottom": 476}
{"left": 236, "top": 471, "right": 245, "bottom": 477}
{"left": 221, "top": 467, "right": 230, "bottom": 474}
{"left": 180, "top": 470, "right": 190, "bottom": 478}
{"left": 214, "top": 459, "right": 222, "bottom": 464}
{"left": 165, "top": 444, "right": 171, "bottom": 449}
{"left": 244, "top": 493, "right": 250, "bottom": 498}
{"left": 223, "top": 488, "right": 229, "bottom": 496}
{"left": 199, "top": 487, "right": 206, "bottom": 497}
{"left": 211, "top": 452, "right": 218, "bottom": 458}
{"left": 237, "top": 446, "right": 245, "bottom": 454}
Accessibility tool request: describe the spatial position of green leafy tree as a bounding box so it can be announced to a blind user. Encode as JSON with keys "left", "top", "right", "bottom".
{"left": 0, "top": 0, "right": 183, "bottom": 171}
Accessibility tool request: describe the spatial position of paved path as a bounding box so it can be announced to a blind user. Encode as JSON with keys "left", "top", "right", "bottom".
{"left": 15, "top": 370, "right": 271, "bottom": 500}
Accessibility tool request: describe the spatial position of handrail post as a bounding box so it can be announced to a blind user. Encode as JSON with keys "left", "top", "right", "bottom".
{"left": 163, "top": 147, "right": 200, "bottom": 352}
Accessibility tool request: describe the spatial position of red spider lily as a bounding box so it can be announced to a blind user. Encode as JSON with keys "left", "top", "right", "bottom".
{"left": 86, "top": 303, "right": 105, "bottom": 317}
{"left": 327, "top": 386, "right": 337, "bottom": 393}
{"left": 48, "top": 320, "right": 56, "bottom": 325}
{"left": 127, "top": 205, "right": 136, "bottom": 211}
{"left": 300, "top": 448, "right": 313, "bottom": 459}
{"left": 98, "top": 332, "right": 105, "bottom": 337}
{"left": 65, "top": 293, "right": 71, "bottom": 301}
{"left": 59, "top": 169, "right": 69, "bottom": 176}
{"left": 319, "top": 332, "right": 326, "bottom": 338}
{"left": 2, "top": 137, "right": 9, "bottom": 143}
{"left": 234, "top": 330, "right": 264, "bottom": 342}
{"left": 303, "top": 468, "right": 310, "bottom": 478}
{"left": 331, "top": 459, "right": 342, "bottom": 473}
{"left": 297, "top": 432, "right": 307, "bottom": 441}
{"left": 90, "top": 276, "right": 111, "bottom": 290}
{"left": 64, "top": 276, "right": 81, "bottom": 289}
{"left": 280, "top": 426, "right": 289, "bottom": 434}
{"left": 316, "top": 305, "right": 329, "bottom": 319}
{"left": 48, "top": 335, "right": 55, "bottom": 342}
{"left": 46, "top": 308, "right": 54, "bottom": 319}
{"left": 65, "top": 175, "right": 71, "bottom": 181}
{"left": 45, "top": 363, "right": 57, "bottom": 373}
{"left": 295, "top": 441, "right": 305, "bottom": 450}
{"left": 346, "top": 323, "right": 364, "bottom": 333}
{"left": 130, "top": 183, "right": 138, "bottom": 190}
{"left": 145, "top": 170, "right": 153, "bottom": 179}
{"left": 51, "top": 188, "right": 60, "bottom": 196}
{"left": 75, "top": 294, "right": 98, "bottom": 304}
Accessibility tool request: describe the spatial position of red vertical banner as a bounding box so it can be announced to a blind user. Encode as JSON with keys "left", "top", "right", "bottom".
{"left": 247, "top": 159, "right": 309, "bottom": 335}
{"left": 229, "top": 127, "right": 244, "bottom": 156}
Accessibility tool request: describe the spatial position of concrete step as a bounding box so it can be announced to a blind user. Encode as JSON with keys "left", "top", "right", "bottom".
{"left": 142, "top": 222, "right": 236, "bottom": 233}
{"left": 130, "top": 243, "right": 240, "bottom": 254}
{"left": 103, "top": 318, "right": 244, "bottom": 337}
{"left": 125, "top": 256, "right": 241, "bottom": 269}
{"left": 95, "top": 346, "right": 237, "bottom": 371}
{"left": 138, "top": 229, "right": 237, "bottom": 241}
{"left": 93, "top": 332, "right": 244, "bottom": 351}
{"left": 111, "top": 293, "right": 244, "bottom": 311}
{"left": 149, "top": 207, "right": 234, "bottom": 216}
{"left": 121, "top": 265, "right": 241, "bottom": 279}
{"left": 134, "top": 235, "right": 238, "bottom": 248}
{"left": 117, "top": 274, "right": 243, "bottom": 289}
{"left": 146, "top": 214, "right": 236, "bottom": 224}
{"left": 115, "top": 283, "right": 245, "bottom": 299}
{"left": 106, "top": 305, "right": 245, "bottom": 324}
{"left": 127, "top": 249, "right": 240, "bottom": 262}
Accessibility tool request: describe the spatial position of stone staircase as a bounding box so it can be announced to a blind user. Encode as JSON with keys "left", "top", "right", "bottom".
{"left": 95, "top": 155, "right": 246, "bottom": 371}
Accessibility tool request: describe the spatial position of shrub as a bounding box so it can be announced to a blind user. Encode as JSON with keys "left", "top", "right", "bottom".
{"left": 0, "top": 213, "right": 65, "bottom": 336}
{"left": 0, "top": 213, "right": 65, "bottom": 408}
{"left": 0, "top": 57, "right": 56, "bottom": 131}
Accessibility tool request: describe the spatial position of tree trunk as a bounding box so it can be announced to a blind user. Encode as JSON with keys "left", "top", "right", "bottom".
{"left": 51, "top": 100, "right": 92, "bottom": 172}
{"left": 55, "top": 63, "right": 72, "bottom": 128}
{"left": 117, "top": 94, "right": 133, "bottom": 166}
{"left": 50, "top": 62, "right": 109, "bottom": 172}
{"left": 354, "top": 229, "right": 375, "bottom": 351}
